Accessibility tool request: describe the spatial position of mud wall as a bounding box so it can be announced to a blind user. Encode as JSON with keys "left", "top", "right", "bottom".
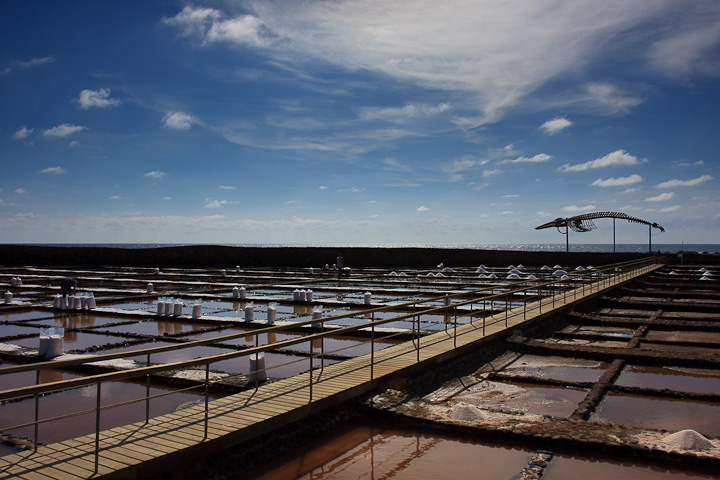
{"left": 0, "top": 244, "right": 657, "bottom": 268}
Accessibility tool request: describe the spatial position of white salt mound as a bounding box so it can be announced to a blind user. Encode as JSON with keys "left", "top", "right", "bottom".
{"left": 449, "top": 403, "right": 488, "bottom": 422}
{"left": 662, "top": 429, "right": 714, "bottom": 452}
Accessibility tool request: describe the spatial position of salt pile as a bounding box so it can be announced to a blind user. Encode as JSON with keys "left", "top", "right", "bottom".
{"left": 449, "top": 402, "right": 489, "bottom": 422}
{"left": 662, "top": 429, "right": 715, "bottom": 452}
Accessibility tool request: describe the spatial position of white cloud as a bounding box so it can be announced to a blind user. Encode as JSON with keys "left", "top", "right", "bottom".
{"left": 162, "top": 111, "right": 198, "bottom": 130}
{"left": 166, "top": 2, "right": 718, "bottom": 126}
{"left": 579, "top": 83, "right": 643, "bottom": 114}
{"left": 645, "top": 192, "right": 675, "bottom": 201}
{"left": 660, "top": 205, "right": 682, "bottom": 212}
{"left": 75, "top": 88, "right": 121, "bottom": 109}
{"left": 562, "top": 204, "right": 596, "bottom": 212}
{"left": 590, "top": 174, "right": 643, "bottom": 188}
{"left": 43, "top": 124, "right": 86, "bottom": 137}
{"left": 40, "top": 166, "right": 65, "bottom": 175}
{"left": 482, "top": 169, "right": 501, "bottom": 178}
{"left": 110, "top": 195, "right": 123, "bottom": 200}
{"left": 360, "top": 103, "right": 451, "bottom": 122}
{"left": 648, "top": 14, "right": 720, "bottom": 78}
{"left": 143, "top": 171, "right": 166, "bottom": 179}
{"left": 13, "top": 126, "right": 33, "bottom": 140}
{"left": 1, "top": 56, "right": 55, "bottom": 75}
{"left": 504, "top": 153, "right": 552, "bottom": 164}
{"left": 656, "top": 175, "right": 713, "bottom": 188}
{"left": 204, "top": 200, "right": 226, "bottom": 209}
{"left": 164, "top": 6, "right": 268, "bottom": 47}
{"left": 502, "top": 194, "right": 520, "bottom": 198}
{"left": 540, "top": 117, "right": 572, "bottom": 134}
{"left": 162, "top": 196, "right": 173, "bottom": 200}
{"left": 560, "top": 149, "right": 642, "bottom": 172}
{"left": 219, "top": 185, "right": 236, "bottom": 190}
{"left": 416, "top": 205, "right": 429, "bottom": 212}
{"left": 14, "top": 188, "right": 27, "bottom": 194}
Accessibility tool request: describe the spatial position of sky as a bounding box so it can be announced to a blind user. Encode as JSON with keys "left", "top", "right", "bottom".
{"left": 1, "top": 0, "right": 719, "bottom": 246}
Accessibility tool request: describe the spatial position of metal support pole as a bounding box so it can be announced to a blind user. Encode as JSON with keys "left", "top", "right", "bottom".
{"left": 371, "top": 319, "right": 375, "bottom": 382}
{"left": 34, "top": 370, "right": 40, "bottom": 452}
{"left": 95, "top": 382, "right": 101, "bottom": 473}
{"left": 146, "top": 353, "right": 151, "bottom": 423}
{"left": 309, "top": 343, "right": 313, "bottom": 404}
{"left": 202, "top": 363, "right": 209, "bottom": 439}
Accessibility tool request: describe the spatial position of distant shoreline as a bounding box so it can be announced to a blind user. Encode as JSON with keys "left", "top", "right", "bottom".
{"left": 1, "top": 243, "right": 714, "bottom": 268}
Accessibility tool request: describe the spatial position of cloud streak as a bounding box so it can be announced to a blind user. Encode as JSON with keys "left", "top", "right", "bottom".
{"left": 560, "top": 150, "right": 642, "bottom": 172}
{"left": 165, "top": 2, "right": 720, "bottom": 126}
{"left": 657, "top": 175, "right": 713, "bottom": 188}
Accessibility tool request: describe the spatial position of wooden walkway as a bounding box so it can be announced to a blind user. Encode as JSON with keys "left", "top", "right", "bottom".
{"left": 0, "top": 264, "right": 662, "bottom": 480}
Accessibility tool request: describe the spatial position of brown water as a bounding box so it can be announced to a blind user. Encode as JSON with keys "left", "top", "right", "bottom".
{"left": 616, "top": 365, "right": 720, "bottom": 395}
{"left": 593, "top": 393, "right": 720, "bottom": 437}
{"left": 243, "top": 421, "right": 533, "bottom": 480}
{"left": 544, "top": 452, "right": 718, "bottom": 479}
{"left": 0, "top": 380, "right": 216, "bottom": 446}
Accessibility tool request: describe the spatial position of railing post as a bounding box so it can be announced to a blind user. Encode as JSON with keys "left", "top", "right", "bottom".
{"left": 204, "top": 362, "right": 209, "bottom": 439}
{"left": 371, "top": 318, "right": 375, "bottom": 382}
{"left": 453, "top": 305, "right": 457, "bottom": 348}
{"left": 95, "top": 382, "right": 101, "bottom": 473}
{"left": 146, "top": 353, "right": 151, "bottom": 423}
{"left": 34, "top": 370, "right": 40, "bottom": 452}
{"left": 309, "top": 342, "right": 313, "bottom": 404}
{"left": 416, "top": 315, "right": 420, "bottom": 363}
{"left": 505, "top": 297, "right": 508, "bottom": 327}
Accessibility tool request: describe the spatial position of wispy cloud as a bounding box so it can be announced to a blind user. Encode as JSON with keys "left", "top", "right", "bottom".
{"left": 143, "top": 171, "right": 166, "bottom": 179}
{"left": 43, "top": 124, "right": 86, "bottom": 137}
{"left": 560, "top": 149, "right": 642, "bottom": 172}
{"left": 562, "top": 204, "right": 596, "bottom": 212}
{"left": 657, "top": 174, "right": 713, "bottom": 188}
{"left": 40, "top": 166, "right": 66, "bottom": 175}
{"left": 503, "top": 153, "right": 552, "bottom": 164}
{"left": 219, "top": 185, "right": 236, "bottom": 190}
{"left": 14, "top": 188, "right": 27, "bottom": 194}
{"left": 13, "top": 126, "right": 33, "bottom": 140}
{"left": 590, "top": 174, "right": 643, "bottom": 188}
{"left": 382, "top": 157, "right": 412, "bottom": 171}
{"left": 645, "top": 192, "right": 675, "bottom": 201}
{"left": 360, "top": 103, "right": 451, "bottom": 122}
{"left": 165, "top": 2, "right": 717, "bottom": 126}
{"left": 416, "top": 205, "right": 429, "bottom": 212}
{"left": 540, "top": 117, "right": 572, "bottom": 134}
{"left": 162, "top": 111, "right": 198, "bottom": 130}
{"left": 1, "top": 56, "right": 55, "bottom": 75}
{"left": 660, "top": 205, "right": 682, "bottom": 212}
{"left": 75, "top": 88, "right": 121, "bottom": 109}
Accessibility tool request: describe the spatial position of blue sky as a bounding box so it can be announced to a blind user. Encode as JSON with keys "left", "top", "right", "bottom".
{"left": 2, "top": 1, "right": 719, "bottom": 245}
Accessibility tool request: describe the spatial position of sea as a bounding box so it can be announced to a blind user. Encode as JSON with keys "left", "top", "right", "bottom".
{"left": 22, "top": 243, "right": 720, "bottom": 254}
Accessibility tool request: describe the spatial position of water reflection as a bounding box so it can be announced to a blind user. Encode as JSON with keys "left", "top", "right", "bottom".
{"left": 243, "top": 421, "right": 532, "bottom": 480}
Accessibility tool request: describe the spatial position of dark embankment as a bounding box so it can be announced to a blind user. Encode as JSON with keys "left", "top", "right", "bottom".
{"left": 0, "top": 244, "right": 666, "bottom": 268}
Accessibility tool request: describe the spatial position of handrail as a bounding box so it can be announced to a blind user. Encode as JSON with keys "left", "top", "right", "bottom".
{"left": 0, "top": 256, "right": 662, "bottom": 392}
{"left": 0, "top": 256, "right": 663, "bottom": 471}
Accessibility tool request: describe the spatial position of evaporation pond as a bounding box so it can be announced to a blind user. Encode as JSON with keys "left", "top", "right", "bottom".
{"left": 0, "top": 380, "right": 218, "bottom": 446}
{"left": 243, "top": 421, "right": 534, "bottom": 480}
{"left": 593, "top": 393, "right": 720, "bottom": 437}
{"left": 544, "top": 451, "right": 717, "bottom": 479}
{"left": 450, "top": 380, "right": 587, "bottom": 418}
{"left": 503, "top": 355, "right": 608, "bottom": 383}
{"left": 616, "top": 365, "right": 720, "bottom": 395}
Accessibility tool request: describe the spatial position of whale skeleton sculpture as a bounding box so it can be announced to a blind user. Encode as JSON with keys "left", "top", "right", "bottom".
{"left": 535, "top": 212, "right": 665, "bottom": 252}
